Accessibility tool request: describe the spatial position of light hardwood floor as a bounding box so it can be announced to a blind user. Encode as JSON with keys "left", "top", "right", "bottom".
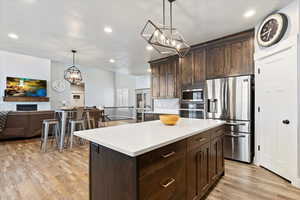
{"left": 1, "top": 138, "right": 300, "bottom": 200}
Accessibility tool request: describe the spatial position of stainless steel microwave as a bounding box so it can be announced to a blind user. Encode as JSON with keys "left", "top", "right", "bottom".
{"left": 182, "top": 89, "right": 204, "bottom": 102}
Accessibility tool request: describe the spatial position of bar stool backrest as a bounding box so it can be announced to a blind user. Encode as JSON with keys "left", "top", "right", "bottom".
{"left": 75, "top": 107, "right": 85, "bottom": 120}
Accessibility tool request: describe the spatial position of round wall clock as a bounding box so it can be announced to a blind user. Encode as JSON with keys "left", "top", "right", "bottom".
{"left": 52, "top": 80, "right": 67, "bottom": 93}
{"left": 257, "top": 13, "right": 288, "bottom": 47}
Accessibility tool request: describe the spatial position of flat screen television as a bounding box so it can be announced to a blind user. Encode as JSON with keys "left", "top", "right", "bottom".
{"left": 5, "top": 77, "right": 47, "bottom": 97}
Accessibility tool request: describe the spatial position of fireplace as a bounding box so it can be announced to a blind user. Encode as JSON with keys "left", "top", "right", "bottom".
{"left": 16, "top": 104, "right": 38, "bottom": 111}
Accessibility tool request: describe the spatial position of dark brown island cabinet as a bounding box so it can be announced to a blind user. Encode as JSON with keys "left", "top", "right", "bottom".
{"left": 89, "top": 125, "right": 225, "bottom": 200}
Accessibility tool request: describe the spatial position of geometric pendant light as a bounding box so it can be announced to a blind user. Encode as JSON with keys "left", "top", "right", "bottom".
{"left": 141, "top": 0, "right": 190, "bottom": 57}
{"left": 64, "top": 50, "right": 83, "bottom": 85}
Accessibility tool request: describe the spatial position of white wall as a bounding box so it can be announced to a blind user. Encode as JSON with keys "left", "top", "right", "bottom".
{"left": 50, "top": 61, "right": 116, "bottom": 109}
{"left": 114, "top": 72, "right": 137, "bottom": 107}
{"left": 114, "top": 73, "right": 151, "bottom": 107}
{"left": 0, "top": 50, "right": 51, "bottom": 111}
{"left": 135, "top": 75, "right": 151, "bottom": 89}
{"left": 82, "top": 66, "right": 115, "bottom": 108}
{"left": 50, "top": 61, "right": 72, "bottom": 109}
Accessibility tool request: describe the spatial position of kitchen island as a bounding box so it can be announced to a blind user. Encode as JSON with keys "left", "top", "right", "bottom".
{"left": 75, "top": 118, "right": 226, "bottom": 200}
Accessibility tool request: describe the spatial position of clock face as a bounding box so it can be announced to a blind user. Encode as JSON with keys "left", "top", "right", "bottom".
{"left": 52, "top": 80, "right": 66, "bottom": 93}
{"left": 260, "top": 19, "right": 279, "bottom": 42}
{"left": 257, "top": 13, "right": 288, "bottom": 47}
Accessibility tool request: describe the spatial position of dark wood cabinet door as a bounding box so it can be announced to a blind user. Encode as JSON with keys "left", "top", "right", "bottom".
{"left": 151, "top": 64, "right": 160, "bottom": 98}
{"left": 193, "top": 48, "right": 206, "bottom": 83}
{"left": 187, "top": 142, "right": 211, "bottom": 200}
{"left": 90, "top": 144, "right": 103, "bottom": 200}
{"left": 210, "top": 136, "right": 224, "bottom": 183}
{"left": 241, "top": 37, "right": 254, "bottom": 75}
{"left": 90, "top": 143, "right": 138, "bottom": 200}
{"left": 206, "top": 45, "right": 226, "bottom": 79}
{"left": 217, "top": 135, "right": 225, "bottom": 175}
{"left": 224, "top": 37, "right": 254, "bottom": 76}
{"left": 166, "top": 60, "right": 176, "bottom": 98}
{"left": 151, "top": 57, "right": 179, "bottom": 99}
{"left": 210, "top": 137, "right": 218, "bottom": 183}
{"left": 159, "top": 62, "right": 167, "bottom": 98}
{"left": 181, "top": 52, "right": 193, "bottom": 86}
{"left": 224, "top": 41, "right": 242, "bottom": 76}
{"left": 174, "top": 58, "right": 181, "bottom": 98}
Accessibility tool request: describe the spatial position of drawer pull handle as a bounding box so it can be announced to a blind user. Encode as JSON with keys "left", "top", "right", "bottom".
{"left": 162, "top": 151, "right": 176, "bottom": 158}
{"left": 161, "top": 178, "right": 175, "bottom": 188}
{"left": 195, "top": 138, "right": 207, "bottom": 142}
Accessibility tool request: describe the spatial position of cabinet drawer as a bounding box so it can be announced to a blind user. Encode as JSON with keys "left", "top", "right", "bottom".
{"left": 138, "top": 140, "right": 186, "bottom": 178}
{"left": 187, "top": 130, "right": 211, "bottom": 151}
{"left": 139, "top": 157, "right": 186, "bottom": 200}
{"left": 211, "top": 125, "right": 225, "bottom": 139}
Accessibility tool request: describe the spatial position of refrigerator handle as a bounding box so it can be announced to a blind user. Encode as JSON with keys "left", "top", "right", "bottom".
{"left": 207, "top": 99, "right": 217, "bottom": 113}
{"left": 221, "top": 79, "right": 226, "bottom": 118}
{"left": 207, "top": 99, "right": 211, "bottom": 113}
{"left": 224, "top": 79, "right": 228, "bottom": 118}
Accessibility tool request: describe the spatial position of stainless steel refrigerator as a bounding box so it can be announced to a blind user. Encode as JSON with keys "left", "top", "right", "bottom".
{"left": 206, "top": 75, "right": 254, "bottom": 163}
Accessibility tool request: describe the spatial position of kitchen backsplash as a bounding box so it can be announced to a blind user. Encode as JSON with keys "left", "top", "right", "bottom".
{"left": 153, "top": 98, "right": 180, "bottom": 110}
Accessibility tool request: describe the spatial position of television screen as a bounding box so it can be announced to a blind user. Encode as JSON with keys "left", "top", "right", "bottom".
{"left": 5, "top": 77, "right": 47, "bottom": 97}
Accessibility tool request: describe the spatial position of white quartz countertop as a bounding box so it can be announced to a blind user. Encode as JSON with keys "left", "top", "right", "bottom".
{"left": 74, "top": 118, "right": 225, "bottom": 157}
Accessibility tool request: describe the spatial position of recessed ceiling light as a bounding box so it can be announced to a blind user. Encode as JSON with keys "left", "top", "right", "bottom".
{"left": 146, "top": 45, "right": 154, "bottom": 51}
{"left": 244, "top": 10, "right": 256, "bottom": 18}
{"left": 8, "top": 33, "right": 19, "bottom": 40}
{"left": 109, "top": 59, "right": 115, "bottom": 63}
{"left": 104, "top": 26, "right": 112, "bottom": 33}
{"left": 147, "top": 68, "right": 152, "bottom": 73}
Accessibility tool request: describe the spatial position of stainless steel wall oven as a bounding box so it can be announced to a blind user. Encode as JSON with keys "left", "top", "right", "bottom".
{"left": 180, "top": 102, "right": 205, "bottom": 119}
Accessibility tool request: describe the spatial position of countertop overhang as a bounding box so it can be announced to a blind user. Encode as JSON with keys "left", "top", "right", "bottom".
{"left": 75, "top": 118, "right": 225, "bottom": 157}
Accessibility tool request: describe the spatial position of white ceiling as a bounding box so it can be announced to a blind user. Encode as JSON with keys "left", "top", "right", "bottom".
{"left": 0, "top": 0, "right": 293, "bottom": 75}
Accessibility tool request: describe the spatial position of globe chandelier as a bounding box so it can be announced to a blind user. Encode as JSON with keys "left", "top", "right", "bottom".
{"left": 64, "top": 50, "right": 83, "bottom": 85}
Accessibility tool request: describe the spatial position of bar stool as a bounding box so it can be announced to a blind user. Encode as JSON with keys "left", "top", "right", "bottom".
{"left": 41, "top": 119, "right": 60, "bottom": 152}
{"left": 69, "top": 107, "right": 86, "bottom": 149}
{"left": 85, "top": 110, "right": 96, "bottom": 129}
{"left": 98, "top": 111, "right": 108, "bottom": 128}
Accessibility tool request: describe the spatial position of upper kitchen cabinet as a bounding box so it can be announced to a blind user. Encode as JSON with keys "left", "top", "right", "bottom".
{"left": 181, "top": 52, "right": 193, "bottom": 86}
{"left": 149, "top": 30, "right": 254, "bottom": 97}
{"left": 150, "top": 62, "right": 160, "bottom": 98}
{"left": 180, "top": 47, "right": 206, "bottom": 86}
{"left": 150, "top": 56, "right": 179, "bottom": 99}
{"left": 166, "top": 57, "right": 179, "bottom": 98}
{"left": 159, "top": 61, "right": 167, "bottom": 98}
{"left": 224, "top": 36, "right": 254, "bottom": 76}
{"left": 193, "top": 48, "right": 206, "bottom": 83}
{"left": 206, "top": 30, "right": 254, "bottom": 79}
{"left": 206, "top": 45, "right": 226, "bottom": 79}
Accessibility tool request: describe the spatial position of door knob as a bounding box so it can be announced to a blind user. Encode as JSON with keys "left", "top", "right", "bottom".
{"left": 282, "top": 120, "right": 290, "bottom": 125}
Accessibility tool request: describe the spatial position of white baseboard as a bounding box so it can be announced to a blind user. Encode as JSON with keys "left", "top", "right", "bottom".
{"left": 292, "top": 178, "right": 300, "bottom": 188}
{"left": 253, "top": 155, "right": 260, "bottom": 166}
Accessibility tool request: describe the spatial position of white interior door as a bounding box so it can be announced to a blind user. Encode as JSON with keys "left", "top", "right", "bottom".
{"left": 256, "top": 46, "right": 297, "bottom": 181}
